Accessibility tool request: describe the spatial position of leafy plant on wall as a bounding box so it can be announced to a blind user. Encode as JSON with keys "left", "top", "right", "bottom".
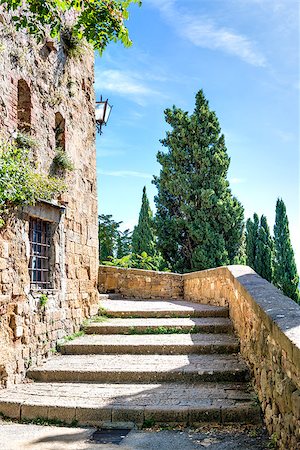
{"left": 0, "top": 135, "right": 67, "bottom": 228}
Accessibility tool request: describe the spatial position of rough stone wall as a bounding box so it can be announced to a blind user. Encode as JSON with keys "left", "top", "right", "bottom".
{"left": 98, "top": 265, "right": 183, "bottom": 299}
{"left": 184, "top": 266, "right": 300, "bottom": 450}
{"left": 0, "top": 11, "right": 99, "bottom": 386}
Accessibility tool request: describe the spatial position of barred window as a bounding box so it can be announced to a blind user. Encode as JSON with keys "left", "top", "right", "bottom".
{"left": 29, "top": 218, "right": 51, "bottom": 289}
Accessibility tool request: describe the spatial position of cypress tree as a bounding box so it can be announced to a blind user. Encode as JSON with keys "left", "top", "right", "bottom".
{"left": 255, "top": 215, "right": 273, "bottom": 282}
{"left": 245, "top": 213, "right": 259, "bottom": 269}
{"left": 132, "top": 186, "right": 156, "bottom": 256}
{"left": 273, "top": 198, "right": 300, "bottom": 303}
{"left": 153, "top": 89, "right": 244, "bottom": 272}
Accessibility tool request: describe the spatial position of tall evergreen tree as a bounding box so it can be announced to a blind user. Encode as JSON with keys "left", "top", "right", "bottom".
{"left": 255, "top": 215, "right": 273, "bottom": 282}
{"left": 132, "top": 186, "right": 156, "bottom": 256}
{"left": 273, "top": 198, "right": 299, "bottom": 303}
{"left": 98, "top": 214, "right": 121, "bottom": 262}
{"left": 153, "top": 89, "right": 244, "bottom": 273}
{"left": 245, "top": 213, "right": 259, "bottom": 269}
{"left": 233, "top": 226, "right": 247, "bottom": 265}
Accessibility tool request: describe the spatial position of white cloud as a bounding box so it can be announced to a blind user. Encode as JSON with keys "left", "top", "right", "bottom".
{"left": 181, "top": 20, "right": 266, "bottom": 67}
{"left": 95, "top": 69, "right": 159, "bottom": 105}
{"left": 149, "top": 0, "right": 266, "bottom": 67}
{"left": 98, "top": 169, "right": 152, "bottom": 179}
{"left": 97, "top": 149, "right": 125, "bottom": 157}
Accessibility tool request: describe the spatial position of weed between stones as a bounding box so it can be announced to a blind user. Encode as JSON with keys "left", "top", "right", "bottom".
{"left": 0, "top": 412, "right": 78, "bottom": 428}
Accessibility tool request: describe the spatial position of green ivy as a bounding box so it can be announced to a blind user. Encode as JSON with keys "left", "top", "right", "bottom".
{"left": 0, "top": 139, "right": 67, "bottom": 228}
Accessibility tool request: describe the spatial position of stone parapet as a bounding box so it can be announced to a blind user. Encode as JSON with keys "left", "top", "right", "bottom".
{"left": 184, "top": 265, "right": 300, "bottom": 450}
{"left": 98, "top": 265, "right": 183, "bottom": 299}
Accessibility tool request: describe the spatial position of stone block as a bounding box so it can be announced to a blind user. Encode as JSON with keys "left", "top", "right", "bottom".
{"left": 21, "top": 404, "right": 48, "bottom": 421}
{"left": 48, "top": 405, "right": 76, "bottom": 423}
{"left": 112, "top": 406, "right": 144, "bottom": 425}
{"left": 0, "top": 401, "right": 21, "bottom": 419}
{"left": 75, "top": 406, "right": 111, "bottom": 426}
{"left": 144, "top": 406, "right": 189, "bottom": 424}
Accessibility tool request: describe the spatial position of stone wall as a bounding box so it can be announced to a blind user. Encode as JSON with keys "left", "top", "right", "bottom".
{"left": 99, "top": 264, "right": 300, "bottom": 449}
{"left": 0, "top": 11, "right": 99, "bottom": 386}
{"left": 184, "top": 266, "right": 300, "bottom": 450}
{"left": 98, "top": 265, "right": 183, "bottom": 299}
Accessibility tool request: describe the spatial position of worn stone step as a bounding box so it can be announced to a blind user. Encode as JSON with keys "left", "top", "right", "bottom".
{"left": 0, "top": 381, "right": 260, "bottom": 427}
{"left": 84, "top": 317, "right": 233, "bottom": 335}
{"left": 99, "top": 299, "right": 229, "bottom": 318}
{"left": 27, "top": 354, "right": 249, "bottom": 383}
{"left": 60, "top": 333, "right": 239, "bottom": 355}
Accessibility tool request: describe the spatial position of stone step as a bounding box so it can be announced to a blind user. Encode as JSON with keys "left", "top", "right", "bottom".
{"left": 0, "top": 381, "right": 260, "bottom": 427}
{"left": 60, "top": 333, "right": 239, "bottom": 355}
{"left": 99, "top": 299, "right": 229, "bottom": 318}
{"left": 84, "top": 317, "right": 233, "bottom": 335}
{"left": 27, "top": 354, "right": 249, "bottom": 383}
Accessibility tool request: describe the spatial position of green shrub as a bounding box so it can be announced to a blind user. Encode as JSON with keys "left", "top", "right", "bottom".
{"left": 60, "top": 27, "right": 85, "bottom": 58}
{"left": 102, "top": 252, "right": 170, "bottom": 272}
{"left": 53, "top": 147, "right": 75, "bottom": 172}
{"left": 39, "top": 294, "right": 48, "bottom": 309}
{"left": 0, "top": 139, "right": 67, "bottom": 228}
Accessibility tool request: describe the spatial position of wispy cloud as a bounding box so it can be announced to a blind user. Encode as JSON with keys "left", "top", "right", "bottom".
{"left": 98, "top": 169, "right": 152, "bottom": 179}
{"left": 149, "top": 0, "right": 266, "bottom": 67}
{"left": 97, "top": 149, "right": 125, "bottom": 158}
{"left": 94, "top": 69, "right": 159, "bottom": 105}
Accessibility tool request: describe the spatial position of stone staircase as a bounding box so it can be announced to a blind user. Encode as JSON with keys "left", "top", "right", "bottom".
{"left": 0, "top": 295, "right": 261, "bottom": 428}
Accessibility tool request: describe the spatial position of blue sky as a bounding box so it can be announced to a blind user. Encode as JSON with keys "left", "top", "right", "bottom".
{"left": 94, "top": 0, "right": 299, "bottom": 269}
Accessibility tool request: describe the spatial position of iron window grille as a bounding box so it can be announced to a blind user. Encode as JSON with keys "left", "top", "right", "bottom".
{"left": 29, "top": 218, "right": 52, "bottom": 289}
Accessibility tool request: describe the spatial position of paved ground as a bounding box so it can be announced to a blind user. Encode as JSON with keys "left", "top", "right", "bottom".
{"left": 0, "top": 421, "right": 272, "bottom": 450}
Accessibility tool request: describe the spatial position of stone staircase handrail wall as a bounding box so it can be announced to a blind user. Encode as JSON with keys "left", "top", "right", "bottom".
{"left": 98, "top": 264, "right": 300, "bottom": 449}
{"left": 98, "top": 265, "right": 183, "bottom": 299}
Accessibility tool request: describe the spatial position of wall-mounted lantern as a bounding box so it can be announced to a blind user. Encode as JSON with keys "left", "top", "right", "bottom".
{"left": 95, "top": 96, "right": 112, "bottom": 134}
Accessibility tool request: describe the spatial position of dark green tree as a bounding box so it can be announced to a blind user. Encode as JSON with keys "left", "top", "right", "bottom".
{"left": 153, "top": 89, "right": 244, "bottom": 273}
{"left": 255, "top": 215, "right": 273, "bottom": 282}
{"left": 273, "top": 198, "right": 299, "bottom": 303}
{"left": 132, "top": 186, "right": 156, "bottom": 257}
{"left": 116, "top": 229, "right": 132, "bottom": 258}
{"left": 98, "top": 214, "right": 121, "bottom": 262}
{"left": 245, "top": 213, "right": 259, "bottom": 270}
{"left": 233, "top": 226, "right": 247, "bottom": 265}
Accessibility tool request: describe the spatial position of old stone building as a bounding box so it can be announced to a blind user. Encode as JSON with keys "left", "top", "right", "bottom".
{"left": 0, "top": 11, "right": 99, "bottom": 386}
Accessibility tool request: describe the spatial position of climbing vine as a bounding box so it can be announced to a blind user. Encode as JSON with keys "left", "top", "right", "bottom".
{"left": 0, "top": 137, "right": 67, "bottom": 228}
